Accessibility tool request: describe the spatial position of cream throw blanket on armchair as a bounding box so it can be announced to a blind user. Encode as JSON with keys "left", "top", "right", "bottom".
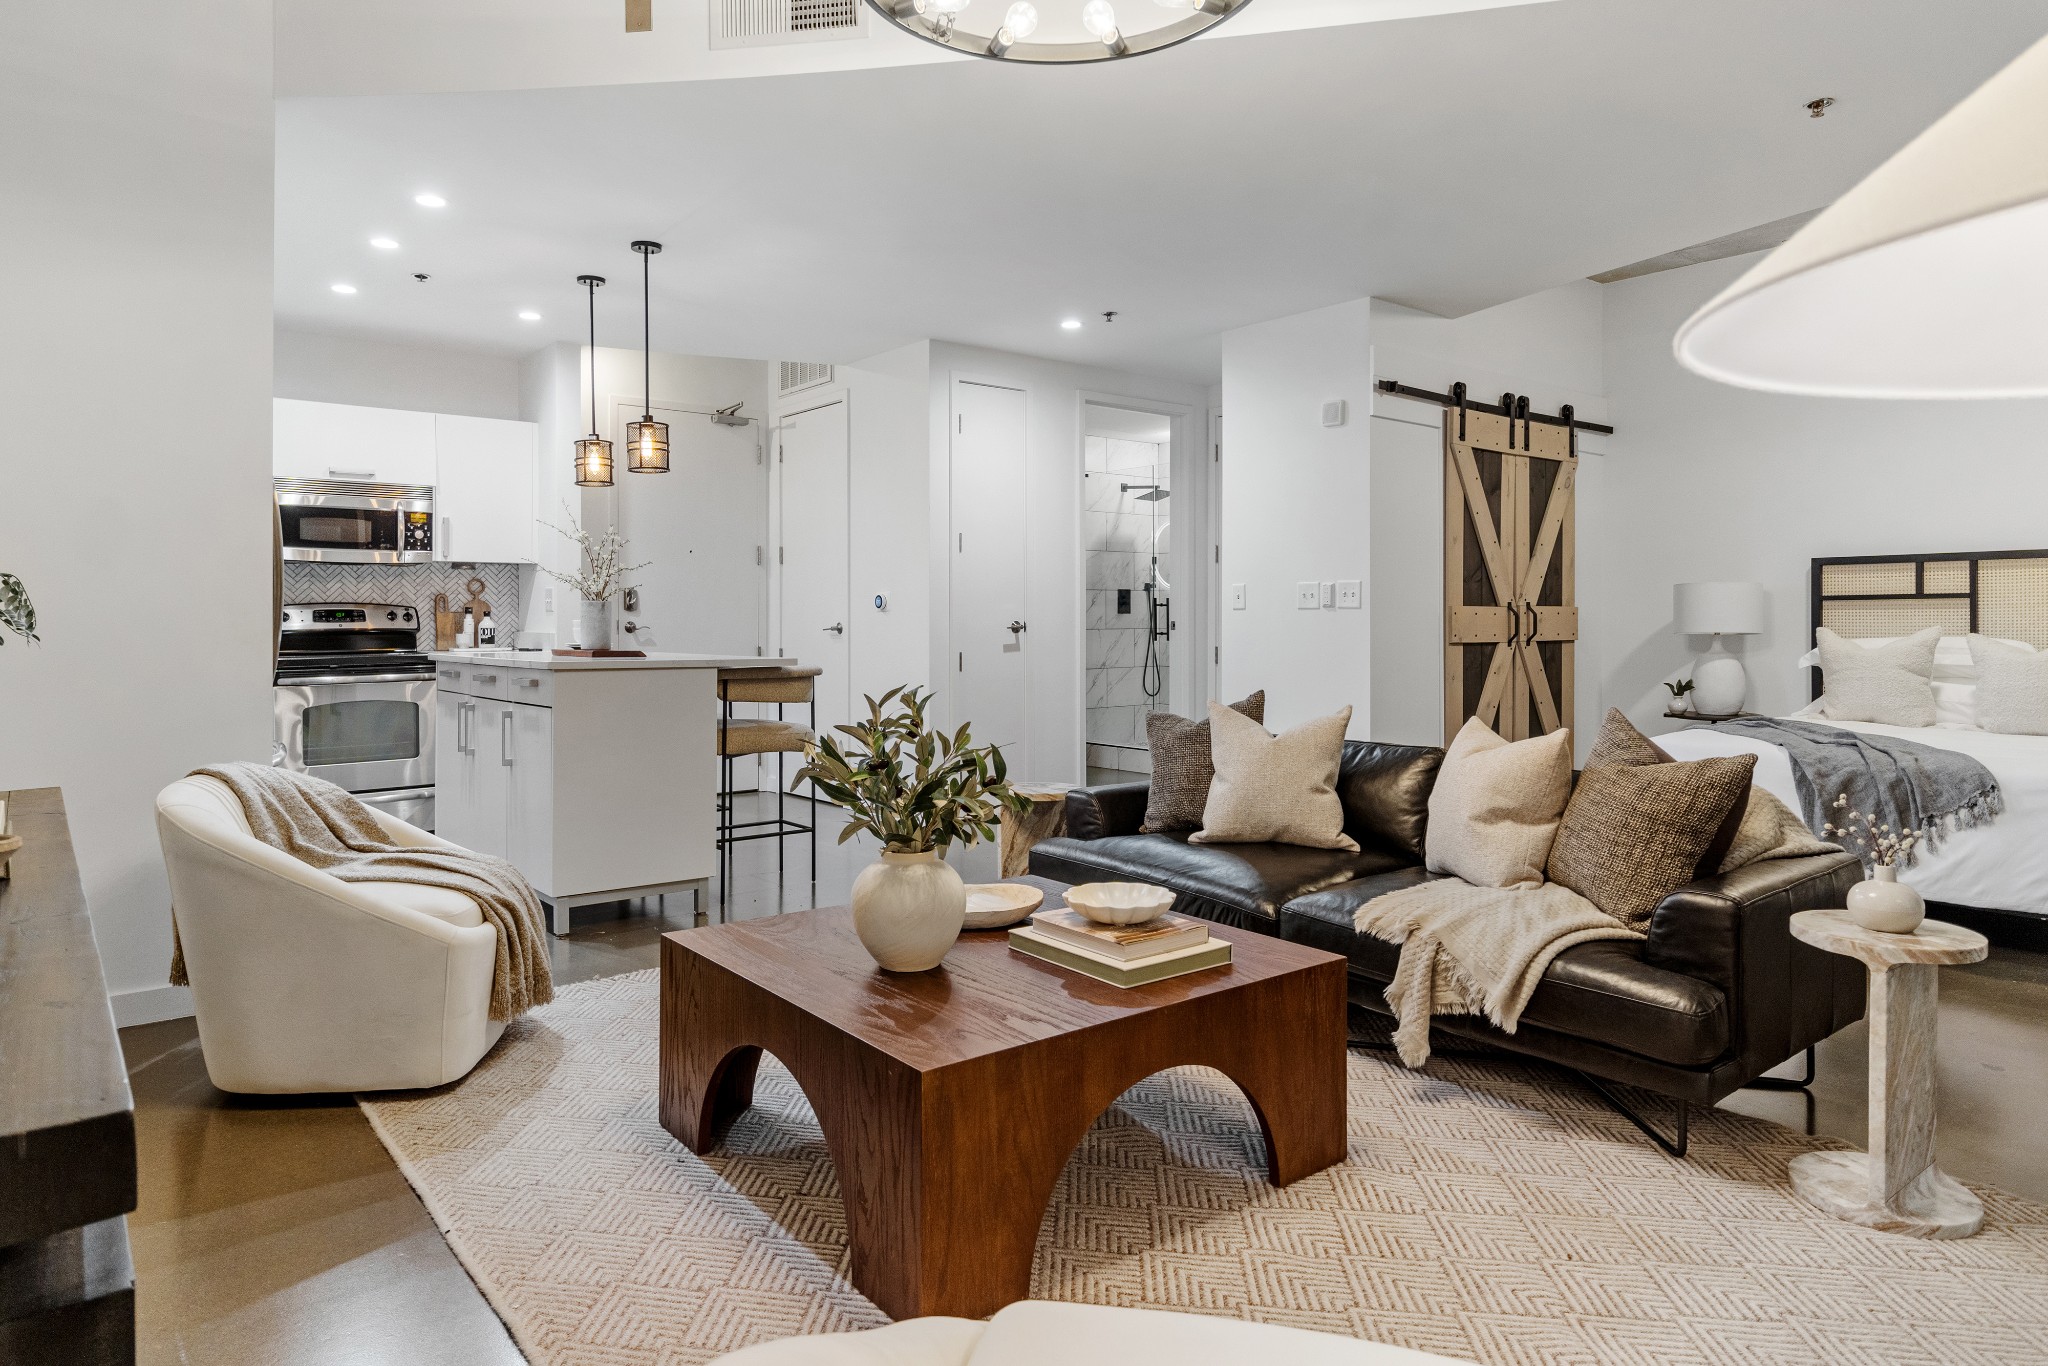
{"left": 1355, "top": 880, "right": 1640, "bottom": 1067}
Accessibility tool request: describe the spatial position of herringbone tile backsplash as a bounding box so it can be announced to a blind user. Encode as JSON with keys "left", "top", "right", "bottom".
{"left": 283, "top": 562, "right": 524, "bottom": 638}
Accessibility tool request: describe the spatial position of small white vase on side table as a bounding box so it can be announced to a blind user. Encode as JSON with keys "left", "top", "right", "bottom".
{"left": 851, "top": 849, "right": 967, "bottom": 972}
{"left": 576, "top": 598, "right": 611, "bottom": 650}
{"left": 1787, "top": 909, "right": 1989, "bottom": 1238}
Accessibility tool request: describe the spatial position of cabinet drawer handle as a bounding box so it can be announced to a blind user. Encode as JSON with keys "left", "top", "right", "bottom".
{"left": 518, "top": 678, "right": 541, "bottom": 688}
{"left": 475, "top": 674, "right": 498, "bottom": 684}
{"left": 328, "top": 467, "right": 376, "bottom": 479}
{"left": 438, "top": 670, "right": 461, "bottom": 680}
{"left": 501, "top": 711, "right": 514, "bottom": 767}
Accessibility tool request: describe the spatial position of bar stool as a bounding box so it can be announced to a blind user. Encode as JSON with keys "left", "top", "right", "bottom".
{"left": 716, "top": 665, "right": 822, "bottom": 912}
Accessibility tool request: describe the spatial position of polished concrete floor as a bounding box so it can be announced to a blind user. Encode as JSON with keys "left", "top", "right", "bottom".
{"left": 123, "top": 797, "right": 2048, "bottom": 1365}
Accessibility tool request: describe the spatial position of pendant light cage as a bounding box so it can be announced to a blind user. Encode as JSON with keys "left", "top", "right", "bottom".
{"left": 628, "top": 240, "right": 670, "bottom": 473}
{"left": 575, "top": 273, "right": 614, "bottom": 487}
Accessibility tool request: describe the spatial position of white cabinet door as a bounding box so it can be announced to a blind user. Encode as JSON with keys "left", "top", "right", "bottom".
{"left": 466, "top": 699, "right": 511, "bottom": 860}
{"left": 434, "top": 688, "right": 479, "bottom": 851}
{"left": 502, "top": 700, "right": 555, "bottom": 895}
{"left": 274, "top": 399, "right": 436, "bottom": 485}
{"left": 435, "top": 414, "right": 537, "bottom": 564}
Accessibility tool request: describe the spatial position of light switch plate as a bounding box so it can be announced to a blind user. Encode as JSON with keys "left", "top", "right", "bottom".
{"left": 1297, "top": 582, "right": 1321, "bottom": 610}
{"left": 1336, "top": 579, "right": 1362, "bottom": 609}
{"left": 1231, "top": 583, "right": 1246, "bottom": 610}
{"left": 1320, "top": 581, "right": 1336, "bottom": 609}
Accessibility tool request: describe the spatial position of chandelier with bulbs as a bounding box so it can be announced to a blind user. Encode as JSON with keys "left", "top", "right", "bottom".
{"left": 867, "top": 0, "right": 1249, "bottom": 63}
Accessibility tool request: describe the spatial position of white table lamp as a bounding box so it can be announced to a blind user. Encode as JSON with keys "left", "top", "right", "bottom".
{"left": 1674, "top": 33, "right": 2048, "bottom": 397}
{"left": 1674, "top": 582, "right": 1765, "bottom": 716}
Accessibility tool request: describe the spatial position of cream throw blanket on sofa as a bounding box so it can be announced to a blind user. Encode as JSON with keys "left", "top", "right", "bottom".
{"left": 169, "top": 762, "right": 553, "bottom": 1022}
{"left": 1356, "top": 880, "right": 1641, "bottom": 1067}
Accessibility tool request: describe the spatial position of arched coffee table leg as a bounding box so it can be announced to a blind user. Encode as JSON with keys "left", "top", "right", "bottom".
{"left": 667, "top": 1044, "right": 763, "bottom": 1154}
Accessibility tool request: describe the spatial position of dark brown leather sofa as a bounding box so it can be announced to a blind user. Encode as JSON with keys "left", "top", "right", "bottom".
{"left": 1027, "top": 739, "right": 1866, "bottom": 1155}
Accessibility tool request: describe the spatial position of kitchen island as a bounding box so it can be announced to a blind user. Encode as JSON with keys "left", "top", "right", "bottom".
{"left": 430, "top": 651, "right": 792, "bottom": 933}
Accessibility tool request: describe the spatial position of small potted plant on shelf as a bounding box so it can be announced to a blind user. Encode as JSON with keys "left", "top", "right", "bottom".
{"left": 538, "top": 512, "right": 648, "bottom": 651}
{"left": 794, "top": 686, "right": 1030, "bottom": 972}
{"left": 1664, "top": 677, "right": 1696, "bottom": 714}
{"left": 1823, "top": 793, "right": 1924, "bottom": 933}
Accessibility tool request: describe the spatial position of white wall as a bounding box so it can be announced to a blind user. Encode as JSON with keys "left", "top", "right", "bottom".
{"left": 839, "top": 343, "right": 933, "bottom": 705}
{"left": 927, "top": 342, "right": 1208, "bottom": 784}
{"left": 275, "top": 327, "right": 523, "bottom": 419}
{"left": 1596, "top": 255, "right": 2048, "bottom": 740}
{"left": 0, "top": 2, "right": 275, "bottom": 1023}
{"left": 1218, "top": 300, "right": 1376, "bottom": 736}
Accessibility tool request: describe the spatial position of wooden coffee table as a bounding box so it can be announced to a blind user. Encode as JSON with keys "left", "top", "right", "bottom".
{"left": 658, "top": 884, "right": 1347, "bottom": 1321}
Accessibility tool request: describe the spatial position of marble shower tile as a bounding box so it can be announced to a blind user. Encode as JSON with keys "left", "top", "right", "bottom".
{"left": 1085, "top": 436, "right": 1108, "bottom": 472}
{"left": 1087, "top": 628, "right": 1137, "bottom": 671}
{"left": 1086, "top": 705, "right": 1137, "bottom": 746}
{"left": 1086, "top": 591, "right": 1111, "bottom": 630}
{"left": 1086, "top": 551, "right": 1139, "bottom": 591}
{"left": 1084, "top": 471, "right": 1124, "bottom": 513}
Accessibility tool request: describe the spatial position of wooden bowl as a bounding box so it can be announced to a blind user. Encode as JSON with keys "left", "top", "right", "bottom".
{"left": 962, "top": 882, "right": 1043, "bottom": 929}
{"left": 1064, "top": 881, "right": 1175, "bottom": 927}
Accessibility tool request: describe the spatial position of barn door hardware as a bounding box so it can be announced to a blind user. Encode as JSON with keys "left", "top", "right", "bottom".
{"left": 1374, "top": 379, "right": 1616, "bottom": 436}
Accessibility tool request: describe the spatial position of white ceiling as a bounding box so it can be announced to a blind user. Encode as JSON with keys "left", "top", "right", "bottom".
{"left": 275, "top": 0, "right": 2048, "bottom": 382}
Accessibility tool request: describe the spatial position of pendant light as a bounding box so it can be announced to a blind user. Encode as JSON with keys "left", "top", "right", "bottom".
{"left": 625, "top": 240, "right": 669, "bottom": 473}
{"left": 573, "top": 274, "right": 612, "bottom": 487}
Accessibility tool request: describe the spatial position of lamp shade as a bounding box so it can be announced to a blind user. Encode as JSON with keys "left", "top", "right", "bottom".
{"left": 1673, "top": 33, "right": 2048, "bottom": 398}
{"left": 1674, "top": 582, "right": 1764, "bottom": 636}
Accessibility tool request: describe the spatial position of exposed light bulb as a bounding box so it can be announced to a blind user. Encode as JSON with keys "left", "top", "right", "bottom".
{"left": 369, "top": 236, "right": 399, "bottom": 249}
{"left": 1003, "top": 1, "right": 1037, "bottom": 37}
{"left": 925, "top": 0, "right": 964, "bottom": 13}
{"left": 1080, "top": 0, "right": 1117, "bottom": 38}
{"left": 330, "top": 283, "right": 357, "bottom": 294}
{"left": 414, "top": 192, "right": 447, "bottom": 208}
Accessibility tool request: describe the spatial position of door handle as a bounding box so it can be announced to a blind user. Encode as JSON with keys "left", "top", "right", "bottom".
{"left": 1505, "top": 601, "right": 1520, "bottom": 644}
{"left": 456, "top": 700, "right": 470, "bottom": 755}
{"left": 1524, "top": 601, "right": 1539, "bottom": 645}
{"left": 1008, "top": 620, "right": 1027, "bottom": 634}
{"left": 501, "top": 710, "right": 514, "bottom": 766}
{"left": 823, "top": 623, "right": 845, "bottom": 634}
{"left": 441, "top": 516, "right": 451, "bottom": 558}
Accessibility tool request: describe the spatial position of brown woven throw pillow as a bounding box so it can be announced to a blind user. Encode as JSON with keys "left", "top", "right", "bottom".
{"left": 1583, "top": 707, "right": 1746, "bottom": 877}
{"left": 1547, "top": 751, "right": 1757, "bottom": 929}
{"left": 1141, "top": 691, "right": 1264, "bottom": 832}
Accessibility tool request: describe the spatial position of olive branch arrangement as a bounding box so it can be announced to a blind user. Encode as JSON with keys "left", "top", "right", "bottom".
{"left": 1822, "top": 793, "right": 1919, "bottom": 869}
{"left": 793, "top": 686, "right": 1030, "bottom": 854}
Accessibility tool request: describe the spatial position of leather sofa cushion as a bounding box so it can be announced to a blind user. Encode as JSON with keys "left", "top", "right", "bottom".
{"left": 1028, "top": 833, "right": 1402, "bottom": 930}
{"left": 1283, "top": 874, "right": 1731, "bottom": 1068}
{"left": 359, "top": 880, "right": 485, "bottom": 928}
{"left": 1336, "top": 741, "right": 1443, "bottom": 862}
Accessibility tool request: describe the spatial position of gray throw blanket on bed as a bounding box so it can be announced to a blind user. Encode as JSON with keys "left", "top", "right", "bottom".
{"left": 169, "top": 762, "right": 553, "bottom": 1021}
{"left": 1710, "top": 717, "right": 2001, "bottom": 869}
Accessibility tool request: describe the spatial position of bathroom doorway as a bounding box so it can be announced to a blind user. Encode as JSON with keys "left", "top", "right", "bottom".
{"left": 1083, "top": 403, "right": 1174, "bottom": 781}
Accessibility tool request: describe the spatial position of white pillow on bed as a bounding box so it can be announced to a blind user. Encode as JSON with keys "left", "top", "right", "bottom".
{"left": 1798, "top": 632, "right": 2030, "bottom": 683}
{"left": 1970, "top": 635, "right": 2048, "bottom": 735}
{"left": 1815, "top": 626, "right": 1939, "bottom": 726}
{"left": 1932, "top": 681, "right": 1982, "bottom": 730}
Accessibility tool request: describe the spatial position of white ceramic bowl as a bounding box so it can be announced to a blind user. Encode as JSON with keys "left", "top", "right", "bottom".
{"left": 1064, "top": 881, "right": 1175, "bottom": 927}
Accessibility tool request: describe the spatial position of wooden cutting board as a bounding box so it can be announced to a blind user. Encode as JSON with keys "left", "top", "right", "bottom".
{"left": 432, "top": 592, "right": 460, "bottom": 651}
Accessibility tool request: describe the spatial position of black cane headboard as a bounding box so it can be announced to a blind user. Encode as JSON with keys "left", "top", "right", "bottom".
{"left": 1809, "top": 549, "right": 2048, "bottom": 700}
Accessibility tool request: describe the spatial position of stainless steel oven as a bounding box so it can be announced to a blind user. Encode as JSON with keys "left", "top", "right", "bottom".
{"left": 274, "top": 602, "right": 436, "bottom": 829}
{"left": 276, "top": 478, "right": 434, "bottom": 564}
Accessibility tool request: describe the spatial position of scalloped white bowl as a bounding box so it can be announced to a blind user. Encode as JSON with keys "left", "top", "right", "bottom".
{"left": 1064, "top": 881, "right": 1176, "bottom": 927}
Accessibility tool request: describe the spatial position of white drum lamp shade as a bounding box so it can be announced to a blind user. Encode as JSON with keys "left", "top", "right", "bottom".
{"left": 1674, "top": 582, "right": 1765, "bottom": 718}
{"left": 1673, "top": 581, "right": 1766, "bottom": 637}
{"left": 1674, "top": 33, "right": 2048, "bottom": 398}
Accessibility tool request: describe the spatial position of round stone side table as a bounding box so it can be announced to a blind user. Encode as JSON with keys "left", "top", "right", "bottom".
{"left": 1788, "top": 909, "right": 1989, "bottom": 1239}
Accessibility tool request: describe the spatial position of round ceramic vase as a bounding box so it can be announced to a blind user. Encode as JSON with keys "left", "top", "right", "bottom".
{"left": 1847, "top": 863, "right": 1925, "bottom": 934}
{"left": 577, "top": 599, "right": 610, "bottom": 651}
{"left": 851, "top": 849, "right": 966, "bottom": 971}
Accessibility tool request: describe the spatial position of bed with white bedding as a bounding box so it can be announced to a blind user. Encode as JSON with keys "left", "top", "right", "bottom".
{"left": 1656, "top": 548, "right": 2048, "bottom": 941}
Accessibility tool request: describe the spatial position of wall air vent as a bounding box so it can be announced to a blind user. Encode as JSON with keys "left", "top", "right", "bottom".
{"left": 712, "top": 0, "right": 865, "bottom": 48}
{"left": 778, "top": 362, "right": 834, "bottom": 396}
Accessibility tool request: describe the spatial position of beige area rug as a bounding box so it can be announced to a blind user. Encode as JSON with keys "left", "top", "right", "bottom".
{"left": 361, "top": 970, "right": 2048, "bottom": 1366}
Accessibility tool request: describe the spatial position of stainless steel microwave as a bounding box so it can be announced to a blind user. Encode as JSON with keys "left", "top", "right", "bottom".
{"left": 275, "top": 477, "right": 434, "bottom": 564}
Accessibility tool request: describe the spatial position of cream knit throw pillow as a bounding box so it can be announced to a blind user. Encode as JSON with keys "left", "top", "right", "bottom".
{"left": 1424, "top": 717, "right": 1573, "bottom": 888}
{"left": 1191, "top": 703, "right": 1359, "bottom": 851}
{"left": 1818, "top": 625, "right": 1938, "bottom": 726}
{"left": 1969, "top": 634, "right": 2048, "bottom": 735}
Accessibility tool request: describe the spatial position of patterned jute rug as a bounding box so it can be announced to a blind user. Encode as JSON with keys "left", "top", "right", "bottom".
{"left": 360, "top": 970, "right": 2048, "bottom": 1366}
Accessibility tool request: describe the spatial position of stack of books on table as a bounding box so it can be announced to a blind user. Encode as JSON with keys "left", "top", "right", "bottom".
{"left": 1008, "top": 906, "right": 1230, "bottom": 987}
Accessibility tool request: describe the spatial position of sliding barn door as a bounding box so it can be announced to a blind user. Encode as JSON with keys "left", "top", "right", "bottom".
{"left": 1443, "top": 409, "right": 1577, "bottom": 742}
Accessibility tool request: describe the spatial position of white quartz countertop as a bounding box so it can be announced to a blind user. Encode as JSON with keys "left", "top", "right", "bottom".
{"left": 430, "top": 650, "right": 793, "bottom": 672}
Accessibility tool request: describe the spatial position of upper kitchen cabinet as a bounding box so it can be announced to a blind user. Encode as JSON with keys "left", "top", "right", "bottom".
{"left": 273, "top": 398, "right": 437, "bottom": 486}
{"left": 434, "top": 414, "right": 537, "bottom": 565}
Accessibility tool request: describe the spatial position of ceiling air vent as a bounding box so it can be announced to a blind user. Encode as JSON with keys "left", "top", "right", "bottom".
{"left": 712, "top": 0, "right": 865, "bottom": 48}
{"left": 779, "top": 362, "right": 834, "bottom": 397}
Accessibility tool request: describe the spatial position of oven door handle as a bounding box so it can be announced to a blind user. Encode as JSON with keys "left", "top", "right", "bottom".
{"left": 277, "top": 671, "right": 436, "bottom": 686}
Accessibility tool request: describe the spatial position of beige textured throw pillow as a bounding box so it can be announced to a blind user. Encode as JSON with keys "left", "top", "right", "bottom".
{"left": 1141, "top": 691, "right": 1265, "bottom": 832}
{"left": 1969, "top": 635, "right": 2048, "bottom": 735}
{"left": 1818, "top": 625, "right": 1939, "bottom": 726}
{"left": 1423, "top": 718, "right": 1573, "bottom": 888}
{"left": 1191, "top": 703, "right": 1358, "bottom": 850}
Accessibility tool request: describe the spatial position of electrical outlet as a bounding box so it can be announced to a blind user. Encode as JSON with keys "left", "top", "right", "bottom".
{"left": 1297, "top": 582, "right": 1320, "bottom": 610}
{"left": 1320, "top": 581, "right": 1336, "bottom": 609}
{"left": 1231, "top": 583, "right": 1246, "bottom": 610}
{"left": 1335, "top": 579, "right": 1362, "bottom": 609}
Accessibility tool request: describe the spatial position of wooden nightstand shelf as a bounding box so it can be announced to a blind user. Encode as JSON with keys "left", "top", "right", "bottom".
{"left": 1663, "top": 709, "right": 1760, "bottom": 723}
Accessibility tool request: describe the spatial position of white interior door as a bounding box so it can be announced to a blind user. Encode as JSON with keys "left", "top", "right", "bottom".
{"left": 613, "top": 402, "right": 767, "bottom": 654}
{"left": 950, "top": 379, "right": 1032, "bottom": 778}
{"left": 778, "top": 399, "right": 851, "bottom": 745}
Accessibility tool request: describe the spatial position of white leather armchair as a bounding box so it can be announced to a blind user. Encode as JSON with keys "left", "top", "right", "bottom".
{"left": 155, "top": 775, "right": 508, "bottom": 1094}
{"left": 709, "top": 1302, "right": 1474, "bottom": 1366}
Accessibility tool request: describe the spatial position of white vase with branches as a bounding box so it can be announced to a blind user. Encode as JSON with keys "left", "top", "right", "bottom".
{"left": 1823, "top": 794, "right": 1925, "bottom": 934}
{"left": 538, "top": 511, "right": 649, "bottom": 651}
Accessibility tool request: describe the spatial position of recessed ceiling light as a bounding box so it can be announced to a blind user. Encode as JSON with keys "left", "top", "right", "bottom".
{"left": 330, "top": 283, "right": 358, "bottom": 294}
{"left": 414, "top": 192, "right": 447, "bottom": 208}
{"left": 369, "top": 236, "right": 399, "bottom": 249}
{"left": 1061, "top": 318, "right": 1082, "bottom": 330}
{"left": 518, "top": 310, "right": 541, "bottom": 321}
